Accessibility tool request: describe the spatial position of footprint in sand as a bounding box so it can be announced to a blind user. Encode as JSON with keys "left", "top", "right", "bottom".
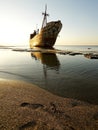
{"left": 20, "top": 102, "right": 70, "bottom": 120}
{"left": 19, "top": 120, "right": 53, "bottom": 130}
{"left": 47, "top": 102, "right": 70, "bottom": 117}
{"left": 19, "top": 121, "right": 36, "bottom": 130}
{"left": 20, "top": 102, "right": 72, "bottom": 129}
{"left": 20, "top": 102, "right": 44, "bottom": 109}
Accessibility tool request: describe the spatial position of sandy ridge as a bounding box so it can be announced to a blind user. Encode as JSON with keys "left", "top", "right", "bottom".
{"left": 0, "top": 79, "right": 98, "bottom": 130}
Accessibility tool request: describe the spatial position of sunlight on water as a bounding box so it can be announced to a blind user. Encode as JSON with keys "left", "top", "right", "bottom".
{"left": 0, "top": 45, "right": 98, "bottom": 104}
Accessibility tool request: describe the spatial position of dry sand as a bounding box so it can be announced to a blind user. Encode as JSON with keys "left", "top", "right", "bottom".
{"left": 0, "top": 79, "right": 98, "bottom": 130}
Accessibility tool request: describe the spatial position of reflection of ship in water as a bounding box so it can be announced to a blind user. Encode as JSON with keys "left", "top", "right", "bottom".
{"left": 31, "top": 48, "right": 60, "bottom": 78}
{"left": 31, "top": 52, "right": 60, "bottom": 70}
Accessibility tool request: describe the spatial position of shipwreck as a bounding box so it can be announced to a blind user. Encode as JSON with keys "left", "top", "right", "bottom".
{"left": 29, "top": 5, "right": 62, "bottom": 48}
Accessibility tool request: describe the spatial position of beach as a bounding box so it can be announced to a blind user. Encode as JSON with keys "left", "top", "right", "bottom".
{"left": 0, "top": 79, "right": 98, "bottom": 130}
{"left": 0, "top": 0, "right": 98, "bottom": 129}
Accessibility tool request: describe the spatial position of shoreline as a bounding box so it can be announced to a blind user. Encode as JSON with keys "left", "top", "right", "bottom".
{"left": 0, "top": 79, "right": 98, "bottom": 130}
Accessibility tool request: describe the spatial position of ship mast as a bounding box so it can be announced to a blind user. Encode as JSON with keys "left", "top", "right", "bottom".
{"left": 41, "top": 5, "right": 49, "bottom": 29}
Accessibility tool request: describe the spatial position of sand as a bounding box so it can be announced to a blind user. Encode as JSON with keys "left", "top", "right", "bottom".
{"left": 0, "top": 79, "right": 98, "bottom": 130}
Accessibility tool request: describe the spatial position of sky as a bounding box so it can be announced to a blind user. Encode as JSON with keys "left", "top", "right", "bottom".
{"left": 0, "top": 0, "right": 98, "bottom": 46}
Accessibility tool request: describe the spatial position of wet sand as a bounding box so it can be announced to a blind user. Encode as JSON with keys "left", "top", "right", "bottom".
{"left": 0, "top": 79, "right": 98, "bottom": 130}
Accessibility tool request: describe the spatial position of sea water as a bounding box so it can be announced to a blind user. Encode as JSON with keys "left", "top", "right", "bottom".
{"left": 0, "top": 45, "right": 98, "bottom": 104}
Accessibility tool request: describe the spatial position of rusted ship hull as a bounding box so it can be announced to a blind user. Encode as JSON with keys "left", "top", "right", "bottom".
{"left": 30, "top": 20, "right": 62, "bottom": 48}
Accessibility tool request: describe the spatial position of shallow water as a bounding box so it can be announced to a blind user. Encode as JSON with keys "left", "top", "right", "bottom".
{"left": 0, "top": 45, "right": 98, "bottom": 104}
